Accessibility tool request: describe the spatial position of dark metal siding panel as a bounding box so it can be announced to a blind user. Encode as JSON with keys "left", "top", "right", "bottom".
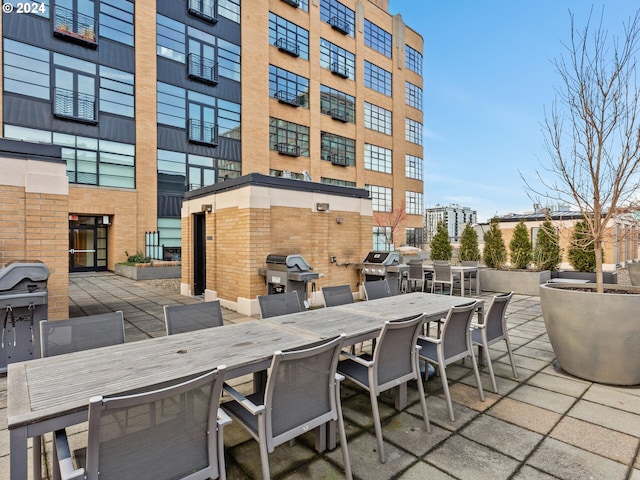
{"left": 157, "top": 126, "right": 240, "bottom": 161}
{"left": 98, "top": 40, "right": 135, "bottom": 72}
{"left": 158, "top": 125, "right": 189, "bottom": 152}
{"left": 2, "top": 11, "right": 52, "bottom": 47}
{"left": 3, "top": 95, "right": 53, "bottom": 131}
{"left": 99, "top": 115, "right": 136, "bottom": 144}
{"left": 215, "top": 138, "right": 241, "bottom": 161}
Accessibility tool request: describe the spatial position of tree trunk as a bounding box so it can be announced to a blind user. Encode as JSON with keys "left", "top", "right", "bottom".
{"left": 594, "top": 240, "right": 604, "bottom": 293}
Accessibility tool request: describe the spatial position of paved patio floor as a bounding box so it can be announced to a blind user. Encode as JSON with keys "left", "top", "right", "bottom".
{"left": 1, "top": 272, "right": 639, "bottom": 479}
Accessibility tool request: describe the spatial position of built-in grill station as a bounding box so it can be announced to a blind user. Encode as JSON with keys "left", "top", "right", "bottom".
{"left": 0, "top": 261, "right": 49, "bottom": 372}
{"left": 360, "top": 251, "right": 403, "bottom": 295}
{"left": 259, "top": 254, "right": 319, "bottom": 307}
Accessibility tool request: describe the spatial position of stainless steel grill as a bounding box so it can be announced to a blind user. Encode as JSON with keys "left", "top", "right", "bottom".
{"left": 259, "top": 254, "right": 319, "bottom": 308}
{"left": 360, "top": 251, "right": 403, "bottom": 295}
{"left": 0, "top": 261, "right": 49, "bottom": 371}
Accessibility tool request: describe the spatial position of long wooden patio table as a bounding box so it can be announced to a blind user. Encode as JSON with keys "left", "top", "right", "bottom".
{"left": 7, "top": 320, "right": 321, "bottom": 480}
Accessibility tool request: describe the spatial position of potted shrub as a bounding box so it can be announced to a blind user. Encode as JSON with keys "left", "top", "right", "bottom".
{"left": 530, "top": 10, "right": 640, "bottom": 385}
{"left": 458, "top": 222, "right": 480, "bottom": 262}
{"left": 533, "top": 219, "right": 561, "bottom": 271}
{"left": 429, "top": 221, "right": 452, "bottom": 261}
{"left": 509, "top": 220, "right": 533, "bottom": 269}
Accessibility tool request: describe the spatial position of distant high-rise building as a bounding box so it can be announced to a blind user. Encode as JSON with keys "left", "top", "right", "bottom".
{"left": 425, "top": 204, "right": 477, "bottom": 243}
{"left": 1, "top": 0, "right": 424, "bottom": 269}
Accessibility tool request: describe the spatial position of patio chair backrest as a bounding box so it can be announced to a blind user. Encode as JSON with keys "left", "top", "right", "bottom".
{"left": 363, "top": 279, "right": 392, "bottom": 300}
{"left": 433, "top": 262, "right": 452, "bottom": 282}
{"left": 264, "top": 335, "right": 345, "bottom": 449}
{"left": 373, "top": 314, "right": 426, "bottom": 390}
{"left": 408, "top": 260, "right": 424, "bottom": 281}
{"left": 440, "top": 301, "right": 479, "bottom": 361}
{"left": 258, "top": 291, "right": 303, "bottom": 319}
{"left": 85, "top": 367, "right": 226, "bottom": 480}
{"left": 164, "top": 301, "right": 224, "bottom": 335}
{"left": 40, "top": 311, "right": 125, "bottom": 357}
{"left": 322, "top": 285, "right": 354, "bottom": 307}
{"left": 485, "top": 292, "right": 513, "bottom": 341}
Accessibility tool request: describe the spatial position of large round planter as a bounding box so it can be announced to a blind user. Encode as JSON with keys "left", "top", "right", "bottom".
{"left": 540, "top": 283, "right": 640, "bottom": 385}
{"left": 628, "top": 263, "right": 640, "bottom": 286}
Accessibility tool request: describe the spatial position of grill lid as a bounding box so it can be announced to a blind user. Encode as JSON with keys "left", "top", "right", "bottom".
{"left": 362, "top": 251, "right": 399, "bottom": 265}
{"left": 266, "top": 254, "right": 313, "bottom": 271}
{"left": 0, "top": 261, "right": 50, "bottom": 294}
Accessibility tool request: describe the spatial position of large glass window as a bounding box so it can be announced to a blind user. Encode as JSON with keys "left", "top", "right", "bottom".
{"left": 269, "top": 118, "right": 310, "bottom": 157}
{"left": 99, "top": 0, "right": 134, "bottom": 46}
{"left": 364, "top": 144, "right": 392, "bottom": 174}
{"left": 405, "top": 81, "right": 423, "bottom": 110}
{"left": 406, "top": 44, "right": 423, "bottom": 76}
{"left": 406, "top": 191, "right": 423, "bottom": 215}
{"left": 217, "top": 99, "right": 241, "bottom": 140}
{"left": 218, "top": 0, "right": 240, "bottom": 23}
{"left": 364, "top": 61, "right": 392, "bottom": 96}
{"left": 320, "top": 0, "right": 354, "bottom": 37}
{"left": 406, "top": 154, "right": 423, "bottom": 180}
{"left": 99, "top": 66, "right": 134, "bottom": 117}
{"left": 405, "top": 118, "right": 423, "bottom": 145}
{"left": 269, "top": 12, "right": 309, "bottom": 60}
{"left": 54, "top": 0, "right": 96, "bottom": 45}
{"left": 321, "top": 132, "right": 355, "bottom": 166}
{"left": 364, "top": 102, "right": 392, "bottom": 135}
{"left": 217, "top": 38, "right": 241, "bottom": 82}
{"left": 53, "top": 53, "right": 97, "bottom": 122}
{"left": 364, "top": 20, "right": 392, "bottom": 57}
{"left": 270, "top": 65, "right": 309, "bottom": 108}
{"left": 157, "top": 82, "right": 186, "bottom": 127}
{"left": 406, "top": 228, "right": 424, "bottom": 247}
{"left": 366, "top": 185, "right": 392, "bottom": 212}
{"left": 321, "top": 177, "right": 356, "bottom": 187}
{"left": 157, "top": 14, "right": 186, "bottom": 63}
{"left": 320, "top": 39, "right": 355, "bottom": 80}
{"left": 3, "top": 39, "right": 50, "bottom": 99}
{"left": 320, "top": 85, "right": 354, "bottom": 123}
{"left": 373, "top": 226, "right": 392, "bottom": 251}
{"left": 188, "top": 26, "right": 217, "bottom": 84}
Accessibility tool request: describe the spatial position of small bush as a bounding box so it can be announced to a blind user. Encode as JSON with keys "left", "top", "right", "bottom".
{"left": 509, "top": 220, "right": 533, "bottom": 269}
{"left": 483, "top": 217, "right": 507, "bottom": 269}
{"left": 567, "top": 221, "right": 598, "bottom": 272}
{"left": 125, "top": 250, "right": 151, "bottom": 264}
{"left": 533, "top": 220, "right": 561, "bottom": 271}
{"left": 430, "top": 221, "right": 452, "bottom": 261}
{"left": 459, "top": 223, "right": 480, "bottom": 262}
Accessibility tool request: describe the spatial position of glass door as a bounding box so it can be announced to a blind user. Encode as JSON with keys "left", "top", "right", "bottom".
{"left": 69, "top": 216, "right": 108, "bottom": 272}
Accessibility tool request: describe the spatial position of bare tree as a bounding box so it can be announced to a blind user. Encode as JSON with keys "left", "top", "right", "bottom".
{"left": 373, "top": 200, "right": 407, "bottom": 250}
{"left": 525, "top": 8, "right": 640, "bottom": 292}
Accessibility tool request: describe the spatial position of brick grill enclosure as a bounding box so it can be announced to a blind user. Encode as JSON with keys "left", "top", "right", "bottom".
{"left": 181, "top": 174, "right": 372, "bottom": 316}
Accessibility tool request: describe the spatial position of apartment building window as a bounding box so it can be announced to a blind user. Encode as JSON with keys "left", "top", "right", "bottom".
{"left": 99, "top": 0, "right": 134, "bottom": 46}
{"left": 406, "top": 228, "right": 424, "bottom": 247}
{"left": 405, "top": 81, "right": 423, "bottom": 110}
{"left": 364, "top": 144, "right": 392, "bottom": 174}
{"left": 53, "top": 0, "right": 97, "bottom": 47}
{"left": 217, "top": 99, "right": 241, "bottom": 140}
{"left": 406, "top": 118, "right": 423, "bottom": 145}
{"left": 3, "top": 39, "right": 50, "bottom": 99}
{"left": 321, "top": 132, "right": 355, "bottom": 166}
{"left": 406, "top": 191, "right": 423, "bottom": 215}
{"left": 373, "top": 226, "right": 391, "bottom": 250}
{"left": 406, "top": 154, "right": 423, "bottom": 180}
{"left": 53, "top": 53, "right": 97, "bottom": 123}
{"left": 405, "top": 45, "right": 423, "bottom": 76}
{"left": 320, "top": 39, "right": 355, "bottom": 80}
{"left": 364, "top": 19, "right": 392, "bottom": 58}
{"left": 269, "top": 118, "right": 310, "bottom": 157}
{"left": 157, "top": 14, "right": 185, "bottom": 62}
{"left": 188, "top": 92, "right": 217, "bottom": 145}
{"left": 187, "top": 0, "right": 218, "bottom": 23}
{"left": 157, "top": 82, "right": 186, "bottom": 128}
{"left": 366, "top": 185, "right": 392, "bottom": 212}
{"left": 218, "top": 0, "right": 240, "bottom": 23}
{"left": 217, "top": 38, "right": 241, "bottom": 82}
{"left": 188, "top": 28, "right": 218, "bottom": 84}
{"left": 320, "top": 85, "right": 354, "bottom": 123}
{"left": 99, "top": 66, "right": 134, "bottom": 117}
{"left": 269, "top": 12, "right": 309, "bottom": 60}
{"left": 270, "top": 65, "right": 309, "bottom": 108}
{"left": 364, "top": 102, "right": 392, "bottom": 135}
{"left": 321, "top": 177, "right": 356, "bottom": 187}
{"left": 364, "top": 61, "right": 392, "bottom": 96}
{"left": 281, "top": 0, "right": 309, "bottom": 11}
{"left": 320, "top": 0, "right": 354, "bottom": 36}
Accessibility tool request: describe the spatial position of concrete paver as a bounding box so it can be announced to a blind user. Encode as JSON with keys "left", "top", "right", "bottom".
{"left": 1, "top": 272, "right": 639, "bottom": 480}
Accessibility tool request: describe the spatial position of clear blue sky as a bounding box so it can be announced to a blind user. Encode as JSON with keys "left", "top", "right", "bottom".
{"left": 388, "top": 0, "right": 638, "bottom": 223}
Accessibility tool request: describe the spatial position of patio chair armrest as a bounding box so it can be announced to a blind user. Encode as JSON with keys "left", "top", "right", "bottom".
{"left": 418, "top": 334, "right": 441, "bottom": 345}
{"left": 223, "top": 382, "right": 265, "bottom": 415}
{"left": 470, "top": 322, "right": 485, "bottom": 329}
{"left": 54, "top": 429, "right": 85, "bottom": 480}
{"left": 217, "top": 407, "right": 232, "bottom": 428}
{"left": 340, "top": 350, "right": 374, "bottom": 367}
{"left": 335, "top": 373, "right": 345, "bottom": 383}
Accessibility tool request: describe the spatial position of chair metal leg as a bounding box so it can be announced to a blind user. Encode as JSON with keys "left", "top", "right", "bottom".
{"left": 504, "top": 337, "right": 519, "bottom": 378}
{"left": 481, "top": 339, "right": 498, "bottom": 393}
{"left": 257, "top": 419, "right": 272, "bottom": 480}
{"left": 469, "top": 343, "right": 486, "bottom": 402}
{"left": 335, "top": 390, "right": 353, "bottom": 480}
{"left": 369, "top": 389, "right": 386, "bottom": 463}
{"left": 415, "top": 360, "right": 431, "bottom": 433}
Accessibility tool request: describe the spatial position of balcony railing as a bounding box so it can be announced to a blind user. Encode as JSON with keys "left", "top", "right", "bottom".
{"left": 328, "top": 154, "right": 349, "bottom": 166}
{"left": 187, "top": 0, "right": 218, "bottom": 23}
{"left": 328, "top": 16, "right": 350, "bottom": 35}
{"left": 188, "top": 119, "right": 219, "bottom": 146}
{"left": 275, "top": 90, "right": 300, "bottom": 107}
{"left": 330, "top": 62, "right": 349, "bottom": 79}
{"left": 329, "top": 107, "right": 350, "bottom": 122}
{"left": 275, "top": 37, "right": 300, "bottom": 57}
{"left": 276, "top": 143, "right": 301, "bottom": 157}
{"left": 281, "top": 0, "right": 300, "bottom": 7}
{"left": 53, "top": 5, "right": 97, "bottom": 48}
{"left": 54, "top": 87, "right": 97, "bottom": 123}
{"left": 188, "top": 53, "right": 218, "bottom": 85}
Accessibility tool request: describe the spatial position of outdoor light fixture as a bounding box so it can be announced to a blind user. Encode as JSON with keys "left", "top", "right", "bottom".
{"left": 201, "top": 204, "right": 213, "bottom": 213}
{"left": 316, "top": 202, "right": 329, "bottom": 212}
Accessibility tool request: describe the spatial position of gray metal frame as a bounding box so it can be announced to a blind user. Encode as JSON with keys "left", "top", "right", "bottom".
{"left": 164, "top": 301, "right": 224, "bottom": 335}
{"left": 362, "top": 279, "right": 392, "bottom": 300}
{"left": 321, "top": 284, "right": 354, "bottom": 307}
{"left": 257, "top": 292, "right": 302, "bottom": 319}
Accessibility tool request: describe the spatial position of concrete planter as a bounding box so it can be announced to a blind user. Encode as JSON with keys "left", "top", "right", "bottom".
{"left": 115, "top": 263, "right": 181, "bottom": 281}
{"left": 479, "top": 268, "right": 550, "bottom": 295}
{"left": 628, "top": 263, "right": 640, "bottom": 286}
{"left": 540, "top": 283, "right": 640, "bottom": 385}
{"left": 550, "top": 270, "right": 617, "bottom": 284}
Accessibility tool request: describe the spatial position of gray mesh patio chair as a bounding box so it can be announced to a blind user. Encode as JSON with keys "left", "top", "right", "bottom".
{"left": 470, "top": 292, "right": 518, "bottom": 393}
{"left": 257, "top": 291, "right": 303, "bottom": 319}
{"left": 40, "top": 311, "right": 125, "bottom": 358}
{"left": 53, "top": 367, "right": 229, "bottom": 480}
{"left": 337, "top": 314, "right": 431, "bottom": 463}
{"left": 163, "top": 301, "right": 224, "bottom": 335}
{"left": 363, "top": 279, "right": 392, "bottom": 300}
{"left": 407, "top": 260, "right": 425, "bottom": 292}
{"left": 417, "top": 301, "right": 485, "bottom": 421}
{"left": 221, "top": 335, "right": 352, "bottom": 480}
{"left": 322, "top": 284, "right": 354, "bottom": 307}
{"left": 431, "top": 261, "right": 453, "bottom": 295}
{"left": 461, "top": 260, "right": 479, "bottom": 296}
